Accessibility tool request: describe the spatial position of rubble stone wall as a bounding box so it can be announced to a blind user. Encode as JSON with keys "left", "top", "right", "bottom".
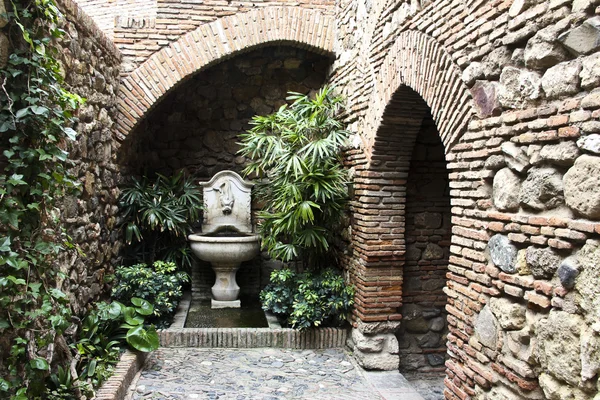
{"left": 399, "top": 113, "right": 451, "bottom": 374}
{"left": 333, "top": 0, "right": 600, "bottom": 399}
{"left": 57, "top": 0, "right": 123, "bottom": 314}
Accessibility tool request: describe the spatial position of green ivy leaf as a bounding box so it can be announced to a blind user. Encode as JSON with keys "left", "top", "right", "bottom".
{"left": 29, "top": 358, "right": 49, "bottom": 371}
{"left": 15, "top": 107, "right": 29, "bottom": 119}
{"left": 63, "top": 127, "right": 77, "bottom": 141}
{"left": 0, "top": 237, "right": 11, "bottom": 252}
{"left": 87, "top": 358, "right": 97, "bottom": 377}
{"left": 31, "top": 105, "right": 48, "bottom": 115}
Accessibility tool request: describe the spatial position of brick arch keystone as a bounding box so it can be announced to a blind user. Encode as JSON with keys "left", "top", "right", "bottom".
{"left": 115, "top": 7, "right": 335, "bottom": 139}
{"left": 363, "top": 30, "right": 474, "bottom": 159}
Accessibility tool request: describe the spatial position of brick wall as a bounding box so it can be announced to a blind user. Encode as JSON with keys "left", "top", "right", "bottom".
{"left": 333, "top": 0, "right": 600, "bottom": 398}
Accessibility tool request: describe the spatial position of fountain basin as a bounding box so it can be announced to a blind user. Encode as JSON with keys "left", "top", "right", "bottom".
{"left": 188, "top": 233, "right": 261, "bottom": 304}
{"left": 188, "top": 233, "right": 261, "bottom": 264}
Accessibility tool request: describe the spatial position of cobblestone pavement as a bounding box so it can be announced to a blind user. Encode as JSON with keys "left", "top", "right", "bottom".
{"left": 127, "top": 348, "right": 443, "bottom": 400}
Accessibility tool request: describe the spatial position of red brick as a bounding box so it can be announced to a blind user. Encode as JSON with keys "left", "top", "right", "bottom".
{"left": 524, "top": 291, "right": 551, "bottom": 308}
{"left": 547, "top": 114, "right": 568, "bottom": 127}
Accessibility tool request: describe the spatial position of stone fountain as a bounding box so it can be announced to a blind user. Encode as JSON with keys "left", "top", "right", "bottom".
{"left": 188, "top": 170, "right": 261, "bottom": 308}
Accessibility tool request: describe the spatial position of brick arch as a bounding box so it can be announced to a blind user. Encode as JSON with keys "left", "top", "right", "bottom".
{"left": 362, "top": 30, "right": 474, "bottom": 160}
{"left": 114, "top": 7, "right": 335, "bottom": 139}
{"left": 347, "top": 29, "right": 470, "bottom": 373}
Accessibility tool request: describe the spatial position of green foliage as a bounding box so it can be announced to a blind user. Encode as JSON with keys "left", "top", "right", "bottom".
{"left": 112, "top": 261, "right": 189, "bottom": 323}
{"left": 0, "top": 0, "right": 86, "bottom": 398}
{"left": 260, "top": 268, "right": 354, "bottom": 330}
{"left": 238, "top": 86, "right": 350, "bottom": 269}
{"left": 119, "top": 172, "right": 203, "bottom": 269}
{"left": 45, "top": 299, "right": 158, "bottom": 399}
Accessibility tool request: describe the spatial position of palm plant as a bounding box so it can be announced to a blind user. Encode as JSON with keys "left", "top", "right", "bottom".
{"left": 238, "top": 86, "right": 350, "bottom": 270}
{"left": 118, "top": 171, "right": 203, "bottom": 269}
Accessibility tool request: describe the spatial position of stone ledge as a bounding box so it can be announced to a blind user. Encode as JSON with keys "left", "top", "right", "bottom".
{"left": 159, "top": 326, "right": 348, "bottom": 349}
{"left": 93, "top": 350, "right": 148, "bottom": 400}
{"left": 160, "top": 293, "right": 348, "bottom": 349}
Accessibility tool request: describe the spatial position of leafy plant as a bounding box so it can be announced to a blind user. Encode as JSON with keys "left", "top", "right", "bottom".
{"left": 238, "top": 86, "right": 350, "bottom": 269}
{"left": 119, "top": 171, "right": 203, "bottom": 269}
{"left": 0, "top": 0, "right": 86, "bottom": 398}
{"left": 260, "top": 268, "right": 354, "bottom": 330}
{"left": 112, "top": 261, "right": 189, "bottom": 324}
{"left": 44, "top": 299, "right": 158, "bottom": 399}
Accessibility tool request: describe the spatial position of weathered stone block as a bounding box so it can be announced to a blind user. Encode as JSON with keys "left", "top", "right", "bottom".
{"left": 557, "top": 257, "right": 580, "bottom": 289}
{"left": 577, "top": 134, "right": 600, "bottom": 155}
{"left": 471, "top": 80, "right": 501, "bottom": 118}
{"left": 564, "top": 155, "right": 600, "bottom": 219}
{"left": 483, "top": 46, "right": 512, "bottom": 79}
{"left": 485, "top": 154, "right": 506, "bottom": 171}
{"left": 422, "top": 243, "right": 444, "bottom": 260}
{"left": 489, "top": 297, "right": 526, "bottom": 330}
{"left": 462, "top": 62, "right": 484, "bottom": 86}
{"left": 526, "top": 246, "right": 562, "bottom": 279}
{"left": 539, "top": 373, "right": 590, "bottom": 400}
{"left": 516, "top": 248, "right": 531, "bottom": 275}
{"left": 493, "top": 167, "right": 522, "bottom": 211}
{"left": 352, "top": 329, "right": 384, "bottom": 353}
{"left": 537, "top": 141, "right": 580, "bottom": 166}
{"left": 502, "top": 142, "right": 530, "bottom": 173}
{"left": 352, "top": 330, "right": 400, "bottom": 371}
{"left": 475, "top": 305, "right": 498, "bottom": 349}
{"left": 581, "top": 326, "right": 600, "bottom": 386}
{"left": 575, "top": 242, "right": 600, "bottom": 327}
{"left": 559, "top": 17, "right": 600, "bottom": 56}
{"left": 498, "top": 67, "right": 542, "bottom": 109}
{"left": 488, "top": 234, "right": 519, "bottom": 274}
{"left": 508, "top": 0, "right": 536, "bottom": 17}
{"left": 356, "top": 320, "right": 401, "bottom": 335}
{"left": 414, "top": 212, "right": 442, "bottom": 229}
{"left": 519, "top": 167, "right": 564, "bottom": 211}
{"left": 580, "top": 53, "right": 600, "bottom": 90}
{"left": 541, "top": 60, "right": 582, "bottom": 99}
{"left": 536, "top": 310, "right": 584, "bottom": 386}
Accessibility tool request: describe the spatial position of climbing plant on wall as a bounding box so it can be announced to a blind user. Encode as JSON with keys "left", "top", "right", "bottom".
{"left": 0, "top": 0, "right": 85, "bottom": 398}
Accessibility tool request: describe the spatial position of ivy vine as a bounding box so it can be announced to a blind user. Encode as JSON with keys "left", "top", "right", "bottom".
{"left": 0, "top": 0, "right": 85, "bottom": 398}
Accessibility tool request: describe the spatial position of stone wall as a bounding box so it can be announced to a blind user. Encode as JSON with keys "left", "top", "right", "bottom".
{"left": 399, "top": 113, "right": 451, "bottom": 374}
{"left": 332, "top": 0, "right": 600, "bottom": 399}
{"left": 55, "top": 0, "right": 123, "bottom": 314}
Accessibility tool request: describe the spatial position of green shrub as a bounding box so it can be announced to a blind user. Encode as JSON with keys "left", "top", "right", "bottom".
{"left": 260, "top": 268, "right": 354, "bottom": 330}
{"left": 45, "top": 299, "right": 158, "bottom": 399}
{"left": 112, "top": 261, "right": 189, "bottom": 322}
{"left": 238, "top": 86, "right": 350, "bottom": 269}
{"left": 119, "top": 172, "right": 203, "bottom": 269}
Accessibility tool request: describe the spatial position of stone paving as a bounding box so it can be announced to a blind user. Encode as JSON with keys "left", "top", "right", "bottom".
{"left": 127, "top": 348, "right": 444, "bottom": 400}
